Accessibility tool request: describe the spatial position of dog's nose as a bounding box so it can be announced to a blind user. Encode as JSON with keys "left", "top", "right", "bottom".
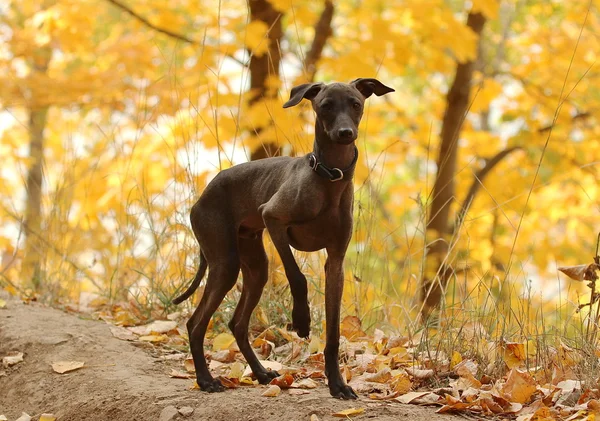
{"left": 338, "top": 128, "right": 354, "bottom": 140}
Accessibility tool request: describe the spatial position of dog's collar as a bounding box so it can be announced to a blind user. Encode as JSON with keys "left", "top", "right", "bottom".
{"left": 308, "top": 146, "right": 359, "bottom": 182}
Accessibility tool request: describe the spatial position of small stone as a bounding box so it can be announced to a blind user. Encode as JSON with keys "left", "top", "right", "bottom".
{"left": 159, "top": 405, "right": 178, "bottom": 421}
{"left": 178, "top": 407, "right": 194, "bottom": 417}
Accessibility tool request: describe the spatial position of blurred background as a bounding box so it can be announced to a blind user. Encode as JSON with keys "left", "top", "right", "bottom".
{"left": 1, "top": 0, "right": 599, "bottom": 340}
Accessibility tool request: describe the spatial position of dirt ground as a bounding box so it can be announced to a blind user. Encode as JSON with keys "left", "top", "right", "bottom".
{"left": 0, "top": 299, "right": 465, "bottom": 421}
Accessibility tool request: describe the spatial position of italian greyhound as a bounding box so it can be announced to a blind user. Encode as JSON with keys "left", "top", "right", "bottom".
{"left": 174, "top": 78, "right": 394, "bottom": 399}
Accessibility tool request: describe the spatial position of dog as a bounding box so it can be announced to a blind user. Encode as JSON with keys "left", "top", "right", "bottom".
{"left": 173, "top": 78, "right": 394, "bottom": 399}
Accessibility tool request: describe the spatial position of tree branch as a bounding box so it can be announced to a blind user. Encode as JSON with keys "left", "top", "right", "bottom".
{"left": 303, "top": 0, "right": 334, "bottom": 82}
{"left": 456, "top": 146, "right": 523, "bottom": 226}
{"left": 104, "top": 0, "right": 246, "bottom": 66}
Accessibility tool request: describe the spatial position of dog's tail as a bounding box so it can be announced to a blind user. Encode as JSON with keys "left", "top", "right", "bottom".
{"left": 172, "top": 252, "right": 207, "bottom": 305}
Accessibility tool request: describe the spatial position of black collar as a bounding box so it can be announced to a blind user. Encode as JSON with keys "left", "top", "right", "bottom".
{"left": 308, "top": 146, "right": 359, "bottom": 182}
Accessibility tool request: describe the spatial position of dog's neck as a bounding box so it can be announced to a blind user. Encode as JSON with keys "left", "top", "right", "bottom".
{"left": 313, "top": 119, "right": 357, "bottom": 175}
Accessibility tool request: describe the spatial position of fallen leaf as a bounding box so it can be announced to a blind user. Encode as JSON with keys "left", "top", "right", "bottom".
{"left": 405, "top": 366, "right": 434, "bottom": 379}
{"left": 228, "top": 361, "right": 245, "bottom": 379}
{"left": 138, "top": 334, "right": 169, "bottom": 343}
{"left": 52, "top": 361, "right": 85, "bottom": 374}
{"left": 503, "top": 342, "right": 526, "bottom": 369}
{"left": 341, "top": 316, "right": 366, "bottom": 340}
{"left": 109, "top": 325, "right": 137, "bottom": 341}
{"left": 169, "top": 369, "right": 194, "bottom": 379}
{"left": 501, "top": 368, "right": 537, "bottom": 404}
{"left": 0, "top": 415, "right": 7, "bottom": 421}
{"left": 364, "top": 368, "right": 392, "bottom": 383}
{"left": 39, "top": 414, "right": 56, "bottom": 421}
{"left": 396, "top": 391, "right": 432, "bottom": 404}
{"left": 391, "top": 373, "right": 412, "bottom": 394}
{"left": 293, "top": 378, "right": 318, "bottom": 389}
{"left": 128, "top": 320, "right": 177, "bottom": 335}
{"left": 211, "top": 349, "right": 237, "bottom": 363}
{"left": 262, "top": 385, "right": 281, "bottom": 397}
{"left": 269, "top": 373, "right": 294, "bottom": 388}
{"left": 213, "top": 333, "right": 236, "bottom": 351}
{"left": 217, "top": 376, "right": 239, "bottom": 389}
{"left": 184, "top": 358, "right": 196, "bottom": 373}
{"left": 14, "top": 413, "right": 31, "bottom": 421}
{"left": 0, "top": 299, "right": 6, "bottom": 309}
{"left": 310, "top": 414, "right": 320, "bottom": 421}
{"left": 333, "top": 408, "right": 365, "bottom": 417}
{"left": 2, "top": 352, "right": 23, "bottom": 368}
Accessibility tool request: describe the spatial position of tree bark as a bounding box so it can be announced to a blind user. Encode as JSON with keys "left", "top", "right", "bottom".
{"left": 421, "top": 12, "right": 487, "bottom": 318}
{"left": 22, "top": 47, "right": 52, "bottom": 290}
{"left": 248, "top": 0, "right": 284, "bottom": 160}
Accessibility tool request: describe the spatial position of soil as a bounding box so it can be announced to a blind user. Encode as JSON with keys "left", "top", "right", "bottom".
{"left": 0, "top": 299, "right": 463, "bottom": 421}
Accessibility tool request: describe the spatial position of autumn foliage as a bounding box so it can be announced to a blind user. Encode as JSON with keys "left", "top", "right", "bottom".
{"left": 1, "top": 0, "right": 600, "bottom": 418}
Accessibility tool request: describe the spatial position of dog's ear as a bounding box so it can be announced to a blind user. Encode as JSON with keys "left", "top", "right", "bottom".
{"left": 351, "top": 78, "right": 395, "bottom": 98}
{"left": 283, "top": 82, "right": 324, "bottom": 108}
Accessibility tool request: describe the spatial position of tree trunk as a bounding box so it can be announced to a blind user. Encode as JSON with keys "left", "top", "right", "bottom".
{"left": 22, "top": 47, "right": 51, "bottom": 290}
{"left": 421, "top": 12, "right": 487, "bottom": 318}
{"left": 248, "top": 0, "right": 283, "bottom": 160}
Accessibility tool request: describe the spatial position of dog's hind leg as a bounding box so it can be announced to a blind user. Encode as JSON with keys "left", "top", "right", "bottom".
{"left": 228, "top": 233, "right": 279, "bottom": 384}
{"left": 186, "top": 206, "right": 240, "bottom": 392}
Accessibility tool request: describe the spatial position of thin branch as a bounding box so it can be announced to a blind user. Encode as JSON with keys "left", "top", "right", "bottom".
{"left": 104, "top": 0, "right": 246, "bottom": 66}
{"left": 303, "top": 0, "right": 334, "bottom": 82}
{"left": 456, "top": 146, "right": 523, "bottom": 226}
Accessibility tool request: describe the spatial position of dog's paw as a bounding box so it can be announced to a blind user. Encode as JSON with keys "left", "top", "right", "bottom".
{"left": 255, "top": 370, "right": 281, "bottom": 385}
{"left": 197, "top": 378, "right": 226, "bottom": 393}
{"left": 291, "top": 305, "right": 311, "bottom": 339}
{"left": 329, "top": 384, "right": 358, "bottom": 400}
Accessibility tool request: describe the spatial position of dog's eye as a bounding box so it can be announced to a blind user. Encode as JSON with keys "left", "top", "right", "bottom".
{"left": 321, "top": 102, "right": 332, "bottom": 111}
{"left": 353, "top": 102, "right": 361, "bottom": 110}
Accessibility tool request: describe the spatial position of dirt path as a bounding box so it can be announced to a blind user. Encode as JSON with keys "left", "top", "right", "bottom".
{"left": 0, "top": 299, "right": 461, "bottom": 421}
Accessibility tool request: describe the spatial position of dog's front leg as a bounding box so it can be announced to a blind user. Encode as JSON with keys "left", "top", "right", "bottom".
{"left": 260, "top": 203, "right": 311, "bottom": 338}
{"left": 323, "top": 251, "right": 358, "bottom": 399}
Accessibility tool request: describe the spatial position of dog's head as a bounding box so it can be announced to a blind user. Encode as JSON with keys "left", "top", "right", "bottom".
{"left": 283, "top": 78, "right": 394, "bottom": 145}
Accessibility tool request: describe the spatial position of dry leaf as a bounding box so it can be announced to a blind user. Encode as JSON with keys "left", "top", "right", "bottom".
{"left": 262, "top": 385, "right": 281, "bottom": 397}
{"left": 14, "top": 413, "right": 31, "bottom": 421}
{"left": 217, "top": 376, "right": 239, "bottom": 389}
{"left": 396, "top": 391, "right": 432, "bottom": 404}
{"left": 310, "top": 415, "right": 320, "bottom": 421}
{"left": 138, "top": 334, "right": 168, "bottom": 343}
{"left": 364, "top": 367, "right": 392, "bottom": 383}
{"left": 558, "top": 263, "right": 600, "bottom": 281}
{"left": 39, "top": 414, "right": 56, "bottom": 421}
{"left": 211, "top": 349, "right": 237, "bottom": 363}
{"left": 52, "top": 361, "right": 85, "bottom": 374}
{"left": 502, "top": 368, "right": 537, "bottom": 404}
{"left": 294, "top": 378, "right": 318, "bottom": 389}
{"left": 228, "top": 361, "right": 245, "bottom": 379}
{"left": 405, "top": 366, "right": 434, "bottom": 379}
{"left": 503, "top": 342, "right": 526, "bottom": 369}
{"left": 212, "top": 332, "right": 236, "bottom": 351}
{"left": 109, "top": 325, "right": 136, "bottom": 341}
{"left": 2, "top": 352, "right": 23, "bottom": 368}
{"left": 392, "top": 374, "right": 412, "bottom": 394}
{"left": 184, "top": 358, "right": 196, "bottom": 373}
{"left": 333, "top": 407, "right": 365, "bottom": 417}
{"left": 269, "top": 373, "right": 294, "bottom": 388}
{"left": 169, "top": 369, "right": 194, "bottom": 379}
{"left": 0, "top": 415, "right": 7, "bottom": 420}
{"left": 128, "top": 320, "right": 177, "bottom": 335}
{"left": 341, "top": 316, "right": 366, "bottom": 340}
{"left": 0, "top": 299, "right": 6, "bottom": 309}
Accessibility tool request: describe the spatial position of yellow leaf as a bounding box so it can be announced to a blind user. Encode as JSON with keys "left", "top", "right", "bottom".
{"left": 0, "top": 299, "right": 6, "bottom": 309}
{"left": 39, "top": 415, "right": 56, "bottom": 421}
{"left": 228, "top": 361, "right": 245, "bottom": 380}
{"left": 139, "top": 334, "right": 168, "bottom": 343}
{"left": 450, "top": 351, "right": 462, "bottom": 369}
{"left": 212, "top": 332, "right": 236, "bottom": 351}
{"left": 341, "top": 315, "right": 366, "bottom": 340}
{"left": 333, "top": 408, "right": 365, "bottom": 417}
{"left": 262, "top": 384, "right": 281, "bottom": 397}
{"left": 502, "top": 368, "right": 537, "bottom": 404}
{"left": 51, "top": 361, "right": 85, "bottom": 374}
